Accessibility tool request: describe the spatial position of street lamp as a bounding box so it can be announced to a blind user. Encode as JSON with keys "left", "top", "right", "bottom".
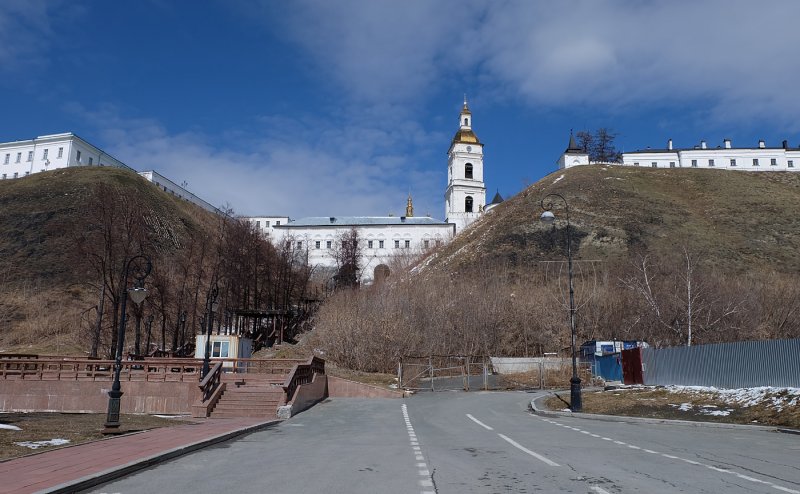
{"left": 133, "top": 303, "right": 144, "bottom": 357}
{"left": 178, "top": 310, "right": 187, "bottom": 354}
{"left": 104, "top": 255, "right": 152, "bottom": 433}
{"left": 145, "top": 314, "right": 155, "bottom": 356}
{"left": 540, "top": 193, "right": 582, "bottom": 412}
{"left": 201, "top": 284, "right": 220, "bottom": 378}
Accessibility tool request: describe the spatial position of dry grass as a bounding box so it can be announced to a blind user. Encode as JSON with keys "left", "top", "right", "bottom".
{"left": 0, "top": 166, "right": 219, "bottom": 355}
{"left": 0, "top": 412, "right": 192, "bottom": 461}
{"left": 428, "top": 166, "right": 800, "bottom": 274}
{"left": 542, "top": 387, "right": 800, "bottom": 429}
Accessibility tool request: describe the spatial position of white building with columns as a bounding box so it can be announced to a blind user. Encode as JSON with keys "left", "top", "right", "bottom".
{"left": 558, "top": 134, "right": 800, "bottom": 172}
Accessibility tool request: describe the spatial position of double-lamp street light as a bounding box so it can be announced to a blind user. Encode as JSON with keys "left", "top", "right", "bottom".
{"left": 104, "top": 255, "right": 152, "bottom": 433}
{"left": 540, "top": 193, "right": 582, "bottom": 412}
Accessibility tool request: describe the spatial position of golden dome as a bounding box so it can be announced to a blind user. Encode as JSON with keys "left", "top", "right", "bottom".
{"left": 452, "top": 129, "right": 480, "bottom": 144}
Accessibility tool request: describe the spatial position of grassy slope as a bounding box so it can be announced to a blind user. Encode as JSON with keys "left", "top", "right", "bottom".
{"left": 0, "top": 167, "right": 219, "bottom": 353}
{"left": 430, "top": 166, "right": 800, "bottom": 274}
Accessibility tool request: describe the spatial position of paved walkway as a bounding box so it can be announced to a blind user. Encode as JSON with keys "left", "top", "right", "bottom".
{"left": 0, "top": 418, "right": 278, "bottom": 494}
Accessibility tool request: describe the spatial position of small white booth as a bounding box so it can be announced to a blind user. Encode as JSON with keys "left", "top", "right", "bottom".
{"left": 194, "top": 334, "right": 253, "bottom": 370}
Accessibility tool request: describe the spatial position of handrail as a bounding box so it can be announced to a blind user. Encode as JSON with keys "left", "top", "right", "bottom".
{"left": 199, "top": 361, "right": 223, "bottom": 401}
{"left": 282, "top": 356, "right": 325, "bottom": 404}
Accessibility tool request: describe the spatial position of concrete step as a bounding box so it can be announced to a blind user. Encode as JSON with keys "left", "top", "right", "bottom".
{"left": 225, "top": 389, "right": 283, "bottom": 395}
{"left": 215, "top": 402, "right": 280, "bottom": 409}
{"left": 216, "top": 399, "right": 282, "bottom": 407}
{"left": 222, "top": 375, "right": 288, "bottom": 384}
{"left": 211, "top": 410, "right": 277, "bottom": 418}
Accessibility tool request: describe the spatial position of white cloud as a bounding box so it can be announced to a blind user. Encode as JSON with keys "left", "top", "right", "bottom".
{"left": 68, "top": 104, "right": 444, "bottom": 219}
{"left": 242, "top": 0, "right": 485, "bottom": 106}
{"left": 247, "top": 1, "right": 800, "bottom": 127}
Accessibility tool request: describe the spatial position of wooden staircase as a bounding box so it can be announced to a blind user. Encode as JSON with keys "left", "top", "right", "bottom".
{"left": 209, "top": 374, "right": 286, "bottom": 418}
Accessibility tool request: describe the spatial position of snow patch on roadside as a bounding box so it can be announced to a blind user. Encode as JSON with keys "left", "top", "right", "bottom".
{"left": 669, "top": 402, "right": 734, "bottom": 416}
{"left": 14, "top": 438, "right": 70, "bottom": 449}
{"left": 665, "top": 386, "right": 800, "bottom": 412}
{"left": 0, "top": 424, "right": 22, "bottom": 431}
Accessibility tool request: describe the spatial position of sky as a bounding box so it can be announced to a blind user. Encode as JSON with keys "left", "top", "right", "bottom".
{"left": 2, "top": 0, "right": 800, "bottom": 219}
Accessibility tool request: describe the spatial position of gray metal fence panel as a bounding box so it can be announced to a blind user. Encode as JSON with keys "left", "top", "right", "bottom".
{"left": 641, "top": 338, "right": 800, "bottom": 388}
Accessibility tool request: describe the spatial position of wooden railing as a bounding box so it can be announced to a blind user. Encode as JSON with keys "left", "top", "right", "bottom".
{"left": 213, "top": 358, "right": 308, "bottom": 375}
{"left": 283, "top": 356, "right": 326, "bottom": 403}
{"left": 0, "top": 357, "right": 203, "bottom": 382}
{"left": 0, "top": 356, "right": 324, "bottom": 385}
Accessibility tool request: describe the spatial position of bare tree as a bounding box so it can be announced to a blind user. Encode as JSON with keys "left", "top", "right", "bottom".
{"left": 593, "top": 128, "right": 622, "bottom": 163}
{"left": 332, "top": 228, "right": 362, "bottom": 289}
{"left": 575, "top": 130, "right": 595, "bottom": 154}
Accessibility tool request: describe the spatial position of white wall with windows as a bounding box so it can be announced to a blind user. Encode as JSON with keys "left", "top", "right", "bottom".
{"left": 559, "top": 135, "right": 800, "bottom": 172}
{"left": 0, "top": 132, "right": 222, "bottom": 215}
{"left": 246, "top": 216, "right": 290, "bottom": 240}
{"left": 0, "top": 132, "right": 133, "bottom": 180}
{"left": 271, "top": 216, "right": 455, "bottom": 283}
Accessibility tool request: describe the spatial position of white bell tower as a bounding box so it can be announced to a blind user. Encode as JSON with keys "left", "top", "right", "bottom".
{"left": 445, "top": 97, "right": 486, "bottom": 232}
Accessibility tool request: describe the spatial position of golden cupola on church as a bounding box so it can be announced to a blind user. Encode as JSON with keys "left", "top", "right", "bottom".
{"left": 451, "top": 99, "right": 480, "bottom": 145}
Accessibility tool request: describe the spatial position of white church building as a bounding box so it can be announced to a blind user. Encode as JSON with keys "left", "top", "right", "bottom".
{"left": 254, "top": 99, "right": 494, "bottom": 283}
{"left": 559, "top": 133, "right": 800, "bottom": 172}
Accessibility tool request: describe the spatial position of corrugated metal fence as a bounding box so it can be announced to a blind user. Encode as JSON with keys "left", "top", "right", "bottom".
{"left": 641, "top": 338, "right": 800, "bottom": 388}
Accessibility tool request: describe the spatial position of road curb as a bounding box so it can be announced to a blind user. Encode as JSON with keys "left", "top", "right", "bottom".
{"left": 39, "top": 420, "right": 281, "bottom": 494}
{"left": 528, "top": 391, "right": 797, "bottom": 434}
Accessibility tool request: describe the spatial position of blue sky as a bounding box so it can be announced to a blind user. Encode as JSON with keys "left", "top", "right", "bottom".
{"left": 2, "top": 1, "right": 800, "bottom": 218}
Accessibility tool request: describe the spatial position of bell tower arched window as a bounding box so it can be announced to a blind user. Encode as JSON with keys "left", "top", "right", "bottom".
{"left": 465, "top": 163, "right": 473, "bottom": 179}
{"left": 465, "top": 196, "right": 473, "bottom": 213}
{"left": 464, "top": 117, "right": 469, "bottom": 126}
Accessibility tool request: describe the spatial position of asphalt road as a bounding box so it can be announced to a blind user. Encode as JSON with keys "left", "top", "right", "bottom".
{"left": 87, "top": 392, "right": 800, "bottom": 494}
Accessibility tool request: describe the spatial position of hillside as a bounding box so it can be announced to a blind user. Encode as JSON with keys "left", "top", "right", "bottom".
{"left": 0, "top": 167, "right": 219, "bottom": 353}
{"left": 430, "top": 165, "right": 800, "bottom": 273}
{"left": 310, "top": 165, "right": 800, "bottom": 372}
{"left": 0, "top": 167, "right": 216, "bottom": 285}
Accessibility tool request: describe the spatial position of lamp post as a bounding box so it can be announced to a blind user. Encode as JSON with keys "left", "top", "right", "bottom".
{"left": 145, "top": 314, "right": 154, "bottom": 356}
{"left": 201, "top": 284, "right": 220, "bottom": 378}
{"left": 178, "top": 310, "right": 187, "bottom": 354}
{"left": 133, "top": 304, "right": 144, "bottom": 357}
{"left": 540, "top": 193, "right": 582, "bottom": 412}
{"left": 104, "top": 255, "right": 152, "bottom": 433}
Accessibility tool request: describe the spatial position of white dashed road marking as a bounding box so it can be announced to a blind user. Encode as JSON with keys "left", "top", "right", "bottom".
{"left": 466, "top": 413, "right": 494, "bottom": 430}
{"left": 537, "top": 416, "right": 800, "bottom": 494}
{"left": 402, "top": 404, "right": 436, "bottom": 494}
{"left": 497, "top": 433, "right": 561, "bottom": 467}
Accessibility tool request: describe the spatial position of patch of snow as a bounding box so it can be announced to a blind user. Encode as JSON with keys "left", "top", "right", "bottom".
{"left": 0, "top": 424, "right": 22, "bottom": 431}
{"left": 677, "top": 403, "right": 692, "bottom": 411}
{"left": 15, "top": 438, "right": 70, "bottom": 449}
{"left": 664, "top": 385, "right": 800, "bottom": 412}
{"left": 701, "top": 409, "right": 733, "bottom": 417}
{"left": 552, "top": 174, "right": 565, "bottom": 184}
